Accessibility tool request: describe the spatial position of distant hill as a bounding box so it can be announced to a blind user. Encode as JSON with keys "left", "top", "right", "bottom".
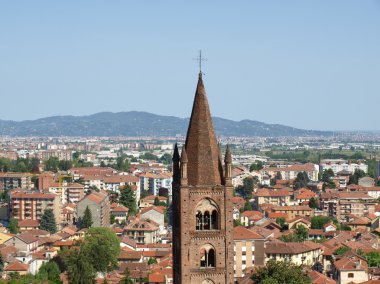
{"left": 0, "top": 111, "right": 332, "bottom": 137}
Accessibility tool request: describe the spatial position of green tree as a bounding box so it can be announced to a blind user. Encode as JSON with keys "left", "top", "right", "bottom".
{"left": 66, "top": 249, "right": 96, "bottom": 284}
{"left": 81, "top": 227, "right": 120, "bottom": 273}
{"left": 242, "top": 201, "right": 253, "bottom": 212}
{"left": 334, "top": 246, "right": 351, "bottom": 255}
{"left": 295, "top": 225, "right": 308, "bottom": 242}
{"left": 321, "top": 169, "right": 335, "bottom": 182}
{"left": 311, "top": 216, "right": 331, "bottom": 229}
{"left": 119, "top": 185, "right": 137, "bottom": 215}
{"left": 251, "top": 260, "right": 311, "bottom": 284}
{"left": 241, "top": 177, "right": 254, "bottom": 199}
{"left": 348, "top": 169, "right": 366, "bottom": 185}
{"left": 44, "top": 157, "right": 60, "bottom": 172}
{"left": 250, "top": 161, "right": 263, "bottom": 171}
{"left": 148, "top": 257, "right": 158, "bottom": 265}
{"left": 276, "top": 217, "right": 287, "bottom": 231}
{"left": 364, "top": 251, "right": 380, "bottom": 267}
{"left": 115, "top": 155, "right": 130, "bottom": 172}
{"left": 121, "top": 268, "right": 133, "bottom": 284}
{"left": 308, "top": 197, "right": 319, "bottom": 209}
{"left": 234, "top": 219, "right": 244, "bottom": 227}
{"left": 159, "top": 153, "right": 172, "bottom": 165}
{"left": 294, "top": 171, "right": 310, "bottom": 189}
{"left": 37, "top": 261, "right": 61, "bottom": 283}
{"left": 80, "top": 206, "right": 93, "bottom": 229}
{"left": 39, "top": 209, "right": 57, "bottom": 233}
{"left": 140, "top": 152, "right": 158, "bottom": 161}
{"left": 8, "top": 218, "right": 19, "bottom": 234}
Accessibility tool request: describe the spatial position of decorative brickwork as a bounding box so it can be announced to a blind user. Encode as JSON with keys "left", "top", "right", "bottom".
{"left": 172, "top": 73, "right": 234, "bottom": 284}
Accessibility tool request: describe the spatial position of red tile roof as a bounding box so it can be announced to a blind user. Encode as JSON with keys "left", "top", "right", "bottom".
{"left": 5, "top": 262, "right": 29, "bottom": 272}
{"left": 233, "top": 226, "right": 263, "bottom": 240}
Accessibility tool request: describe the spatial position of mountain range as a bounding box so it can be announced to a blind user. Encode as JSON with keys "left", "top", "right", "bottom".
{"left": 0, "top": 111, "right": 332, "bottom": 137}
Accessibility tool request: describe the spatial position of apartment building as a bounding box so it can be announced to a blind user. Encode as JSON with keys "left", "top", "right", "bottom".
{"left": 321, "top": 190, "right": 376, "bottom": 222}
{"left": 0, "top": 173, "right": 33, "bottom": 191}
{"left": 271, "top": 205, "right": 314, "bottom": 219}
{"left": 253, "top": 188, "right": 291, "bottom": 208}
{"left": 138, "top": 172, "right": 172, "bottom": 196}
{"left": 320, "top": 159, "right": 368, "bottom": 175}
{"left": 261, "top": 163, "right": 319, "bottom": 181}
{"left": 233, "top": 226, "right": 265, "bottom": 278}
{"left": 265, "top": 240, "right": 322, "bottom": 266}
{"left": 124, "top": 218, "right": 160, "bottom": 244}
{"left": 336, "top": 192, "right": 376, "bottom": 222}
{"left": 76, "top": 191, "right": 110, "bottom": 227}
{"left": 9, "top": 190, "right": 61, "bottom": 226}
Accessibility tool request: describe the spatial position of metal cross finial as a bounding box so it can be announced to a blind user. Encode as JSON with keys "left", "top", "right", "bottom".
{"left": 194, "top": 50, "right": 207, "bottom": 74}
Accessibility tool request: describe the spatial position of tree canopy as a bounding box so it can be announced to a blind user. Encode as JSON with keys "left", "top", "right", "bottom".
{"left": 251, "top": 260, "right": 311, "bottom": 284}
{"left": 39, "top": 209, "right": 57, "bottom": 234}
{"left": 79, "top": 206, "right": 93, "bottom": 229}
{"left": 81, "top": 227, "right": 121, "bottom": 273}
{"left": 119, "top": 185, "right": 137, "bottom": 215}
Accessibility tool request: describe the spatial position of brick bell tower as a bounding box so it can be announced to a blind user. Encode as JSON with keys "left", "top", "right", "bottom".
{"left": 172, "top": 72, "right": 234, "bottom": 284}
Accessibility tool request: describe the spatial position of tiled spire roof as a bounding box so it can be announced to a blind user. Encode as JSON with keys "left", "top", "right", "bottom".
{"left": 184, "top": 72, "right": 222, "bottom": 186}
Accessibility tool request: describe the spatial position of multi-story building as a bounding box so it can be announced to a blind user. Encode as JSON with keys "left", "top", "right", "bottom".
{"left": 253, "top": 188, "right": 291, "bottom": 208}
{"left": 261, "top": 163, "right": 319, "bottom": 181}
{"left": 336, "top": 192, "right": 375, "bottom": 222}
{"left": 76, "top": 191, "right": 110, "bottom": 227}
{"left": 265, "top": 240, "right": 322, "bottom": 266}
{"left": 320, "top": 159, "right": 368, "bottom": 175}
{"left": 0, "top": 173, "right": 33, "bottom": 191}
{"left": 38, "top": 150, "right": 73, "bottom": 161}
{"left": 271, "top": 205, "right": 314, "bottom": 219}
{"left": 233, "top": 226, "right": 265, "bottom": 278}
{"left": 124, "top": 218, "right": 160, "bottom": 244}
{"left": 9, "top": 190, "right": 61, "bottom": 227}
{"left": 65, "top": 183, "right": 85, "bottom": 203}
{"left": 321, "top": 190, "right": 376, "bottom": 222}
{"left": 138, "top": 172, "right": 172, "bottom": 196}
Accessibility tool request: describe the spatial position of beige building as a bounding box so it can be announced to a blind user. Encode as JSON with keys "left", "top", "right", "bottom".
{"left": 253, "top": 188, "right": 291, "bottom": 208}
{"left": 261, "top": 163, "right": 319, "bottom": 181}
{"left": 335, "top": 192, "right": 376, "bottom": 222}
{"left": 124, "top": 218, "right": 160, "bottom": 244}
{"left": 233, "top": 226, "right": 265, "bottom": 278}
{"left": 0, "top": 173, "right": 33, "bottom": 191}
{"left": 271, "top": 205, "right": 314, "bottom": 219}
{"left": 265, "top": 240, "right": 322, "bottom": 266}
{"left": 332, "top": 255, "right": 368, "bottom": 284}
{"left": 76, "top": 191, "right": 110, "bottom": 227}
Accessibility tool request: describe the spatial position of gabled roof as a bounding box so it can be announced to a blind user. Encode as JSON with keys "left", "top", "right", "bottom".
{"left": 5, "top": 262, "right": 29, "bottom": 271}
{"left": 233, "top": 226, "right": 263, "bottom": 240}
{"left": 16, "top": 233, "right": 38, "bottom": 244}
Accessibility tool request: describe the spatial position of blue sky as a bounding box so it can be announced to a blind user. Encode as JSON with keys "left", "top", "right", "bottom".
{"left": 0, "top": 1, "right": 379, "bottom": 130}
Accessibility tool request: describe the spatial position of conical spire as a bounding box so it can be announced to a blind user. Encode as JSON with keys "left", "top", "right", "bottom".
{"left": 225, "top": 144, "right": 232, "bottom": 164}
{"left": 173, "top": 143, "right": 180, "bottom": 163}
{"left": 184, "top": 72, "right": 223, "bottom": 186}
{"left": 180, "top": 147, "right": 188, "bottom": 163}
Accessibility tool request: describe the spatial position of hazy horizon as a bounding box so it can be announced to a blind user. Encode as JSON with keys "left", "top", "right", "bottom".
{"left": 1, "top": 1, "right": 379, "bottom": 131}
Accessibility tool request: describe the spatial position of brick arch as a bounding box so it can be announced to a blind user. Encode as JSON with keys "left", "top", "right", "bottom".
{"left": 195, "top": 198, "right": 220, "bottom": 230}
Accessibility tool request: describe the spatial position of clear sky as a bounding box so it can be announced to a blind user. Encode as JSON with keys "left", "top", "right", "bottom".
{"left": 1, "top": 1, "right": 379, "bottom": 131}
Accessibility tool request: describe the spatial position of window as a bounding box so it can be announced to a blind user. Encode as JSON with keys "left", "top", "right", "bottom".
{"left": 348, "top": 273, "right": 354, "bottom": 278}
{"left": 200, "top": 245, "right": 216, "bottom": 268}
{"left": 195, "top": 198, "right": 220, "bottom": 231}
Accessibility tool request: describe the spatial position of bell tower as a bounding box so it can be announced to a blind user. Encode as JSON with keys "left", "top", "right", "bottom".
{"left": 172, "top": 72, "right": 234, "bottom": 284}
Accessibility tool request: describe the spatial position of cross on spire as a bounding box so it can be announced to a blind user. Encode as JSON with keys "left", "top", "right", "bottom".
{"left": 194, "top": 50, "right": 207, "bottom": 74}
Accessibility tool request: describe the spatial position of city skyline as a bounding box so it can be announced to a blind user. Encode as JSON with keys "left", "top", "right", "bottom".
{"left": 1, "top": 1, "right": 379, "bottom": 131}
